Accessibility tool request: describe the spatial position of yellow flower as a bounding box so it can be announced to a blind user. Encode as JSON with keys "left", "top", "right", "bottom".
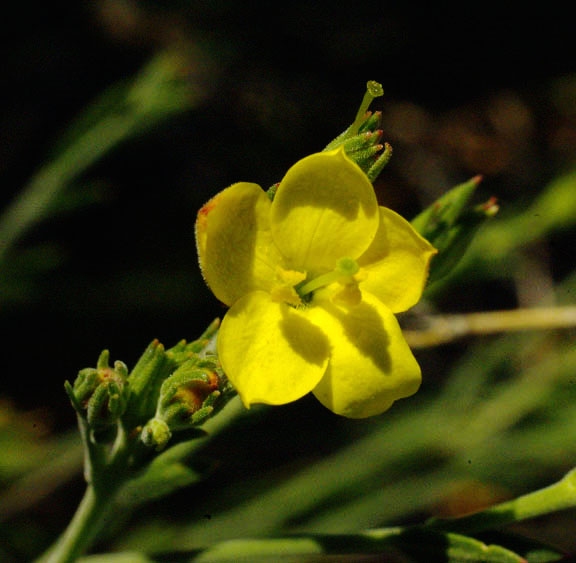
{"left": 196, "top": 148, "right": 436, "bottom": 418}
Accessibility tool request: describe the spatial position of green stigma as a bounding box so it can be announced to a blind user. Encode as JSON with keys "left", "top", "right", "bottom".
{"left": 336, "top": 257, "right": 360, "bottom": 276}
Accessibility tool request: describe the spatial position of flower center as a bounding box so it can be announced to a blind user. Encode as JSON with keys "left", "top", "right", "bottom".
{"left": 270, "top": 259, "right": 366, "bottom": 307}
{"left": 298, "top": 257, "right": 360, "bottom": 297}
{"left": 270, "top": 267, "right": 307, "bottom": 306}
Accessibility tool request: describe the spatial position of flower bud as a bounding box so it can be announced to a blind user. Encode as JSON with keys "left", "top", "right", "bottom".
{"left": 123, "top": 339, "right": 174, "bottom": 430}
{"left": 67, "top": 350, "right": 129, "bottom": 431}
{"left": 139, "top": 358, "right": 232, "bottom": 451}
{"left": 140, "top": 418, "right": 172, "bottom": 451}
{"left": 411, "top": 176, "right": 498, "bottom": 284}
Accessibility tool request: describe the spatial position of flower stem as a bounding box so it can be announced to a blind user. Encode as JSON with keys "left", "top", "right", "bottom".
{"left": 36, "top": 484, "right": 116, "bottom": 563}
{"left": 426, "top": 466, "right": 576, "bottom": 535}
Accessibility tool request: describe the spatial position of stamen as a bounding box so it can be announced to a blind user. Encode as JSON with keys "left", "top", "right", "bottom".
{"left": 271, "top": 267, "right": 306, "bottom": 306}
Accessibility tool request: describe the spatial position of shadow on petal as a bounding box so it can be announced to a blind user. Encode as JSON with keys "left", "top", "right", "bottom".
{"left": 219, "top": 292, "right": 330, "bottom": 406}
{"left": 321, "top": 299, "right": 392, "bottom": 375}
{"left": 279, "top": 307, "right": 330, "bottom": 367}
{"left": 272, "top": 151, "right": 377, "bottom": 222}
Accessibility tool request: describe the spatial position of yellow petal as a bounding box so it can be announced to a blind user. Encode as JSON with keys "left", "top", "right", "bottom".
{"left": 308, "top": 292, "right": 421, "bottom": 418}
{"left": 218, "top": 291, "right": 330, "bottom": 407}
{"left": 357, "top": 206, "right": 437, "bottom": 313}
{"left": 271, "top": 149, "right": 379, "bottom": 273}
{"left": 196, "top": 183, "right": 283, "bottom": 306}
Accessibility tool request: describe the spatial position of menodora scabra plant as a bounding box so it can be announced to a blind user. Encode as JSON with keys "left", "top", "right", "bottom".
{"left": 47, "top": 80, "right": 549, "bottom": 563}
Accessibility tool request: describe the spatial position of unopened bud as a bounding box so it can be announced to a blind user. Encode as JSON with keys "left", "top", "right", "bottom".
{"left": 141, "top": 418, "right": 172, "bottom": 451}
{"left": 67, "top": 350, "right": 129, "bottom": 430}
{"left": 412, "top": 176, "right": 499, "bottom": 284}
{"left": 139, "top": 357, "right": 231, "bottom": 451}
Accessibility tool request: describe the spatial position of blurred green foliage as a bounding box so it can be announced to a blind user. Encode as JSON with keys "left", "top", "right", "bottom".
{"left": 1, "top": 5, "right": 575, "bottom": 562}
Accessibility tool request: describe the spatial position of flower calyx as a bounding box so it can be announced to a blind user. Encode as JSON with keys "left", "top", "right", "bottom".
{"left": 141, "top": 357, "right": 232, "bottom": 451}
{"left": 323, "top": 80, "right": 392, "bottom": 183}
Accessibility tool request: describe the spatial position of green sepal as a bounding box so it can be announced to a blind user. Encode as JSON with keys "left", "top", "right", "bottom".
{"left": 86, "top": 383, "right": 111, "bottom": 428}
{"left": 64, "top": 379, "right": 84, "bottom": 413}
{"left": 412, "top": 176, "right": 498, "bottom": 284}
{"left": 324, "top": 80, "right": 384, "bottom": 151}
{"left": 165, "top": 318, "right": 220, "bottom": 363}
{"left": 324, "top": 118, "right": 391, "bottom": 181}
{"left": 123, "top": 339, "right": 176, "bottom": 430}
{"left": 72, "top": 368, "right": 100, "bottom": 404}
{"left": 358, "top": 110, "right": 382, "bottom": 134}
{"left": 190, "top": 405, "right": 215, "bottom": 426}
{"left": 366, "top": 142, "right": 393, "bottom": 182}
{"left": 348, "top": 141, "right": 383, "bottom": 170}
{"left": 107, "top": 377, "right": 128, "bottom": 419}
{"left": 96, "top": 349, "right": 110, "bottom": 371}
{"left": 321, "top": 81, "right": 392, "bottom": 183}
{"left": 266, "top": 183, "right": 280, "bottom": 201}
{"left": 340, "top": 130, "right": 382, "bottom": 154}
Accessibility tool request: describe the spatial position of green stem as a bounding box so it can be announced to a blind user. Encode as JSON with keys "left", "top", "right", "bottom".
{"left": 38, "top": 418, "right": 132, "bottom": 563}
{"left": 427, "top": 466, "right": 576, "bottom": 535}
{"left": 37, "top": 484, "right": 117, "bottom": 563}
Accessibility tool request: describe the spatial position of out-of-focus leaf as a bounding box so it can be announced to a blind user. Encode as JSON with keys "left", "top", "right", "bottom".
{"left": 0, "top": 49, "right": 205, "bottom": 265}
{"left": 0, "top": 428, "right": 82, "bottom": 523}
{"left": 83, "top": 529, "right": 531, "bottom": 562}
{"left": 117, "top": 440, "right": 214, "bottom": 507}
{"left": 477, "top": 531, "right": 563, "bottom": 563}
{"left": 79, "top": 554, "right": 152, "bottom": 563}
{"left": 386, "top": 529, "right": 528, "bottom": 563}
